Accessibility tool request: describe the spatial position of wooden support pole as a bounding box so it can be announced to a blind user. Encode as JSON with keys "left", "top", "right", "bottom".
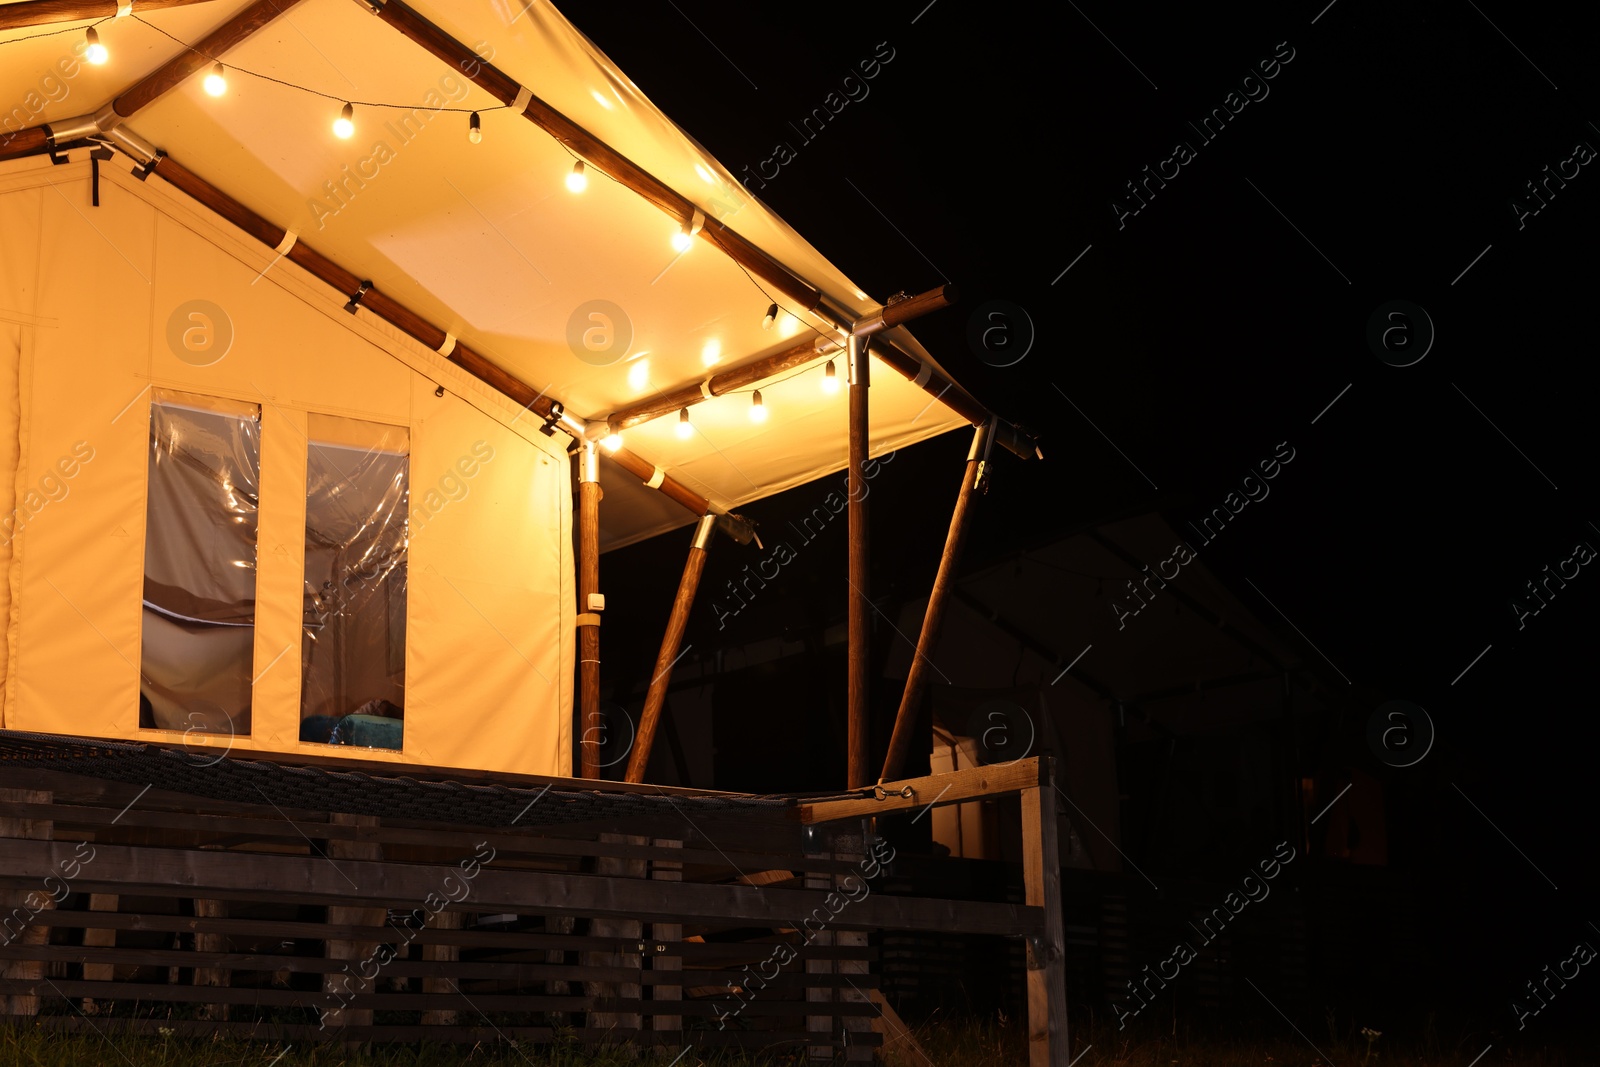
{"left": 879, "top": 420, "right": 991, "bottom": 784}
{"left": 625, "top": 513, "right": 714, "bottom": 784}
{"left": 0, "top": 789, "right": 53, "bottom": 1018}
{"left": 578, "top": 441, "right": 603, "bottom": 780}
{"left": 0, "top": 0, "right": 217, "bottom": 32}
{"left": 847, "top": 335, "right": 871, "bottom": 790}
{"left": 1022, "top": 761, "right": 1068, "bottom": 1067}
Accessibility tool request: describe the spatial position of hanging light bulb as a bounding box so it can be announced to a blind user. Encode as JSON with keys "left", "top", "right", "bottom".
{"left": 467, "top": 111, "right": 482, "bottom": 144}
{"left": 670, "top": 209, "right": 704, "bottom": 253}
{"left": 762, "top": 303, "right": 778, "bottom": 330}
{"left": 821, "top": 360, "right": 840, "bottom": 394}
{"left": 566, "top": 160, "right": 587, "bottom": 192}
{"left": 749, "top": 390, "right": 768, "bottom": 423}
{"left": 600, "top": 432, "right": 623, "bottom": 451}
{"left": 676, "top": 408, "right": 693, "bottom": 439}
{"left": 333, "top": 102, "right": 355, "bottom": 140}
{"left": 84, "top": 26, "right": 108, "bottom": 66}
{"left": 203, "top": 63, "right": 227, "bottom": 97}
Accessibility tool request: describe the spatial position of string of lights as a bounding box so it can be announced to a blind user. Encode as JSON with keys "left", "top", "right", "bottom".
{"left": 9, "top": 9, "right": 871, "bottom": 449}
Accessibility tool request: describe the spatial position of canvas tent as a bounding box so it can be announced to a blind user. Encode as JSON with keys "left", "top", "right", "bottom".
{"left": 0, "top": 0, "right": 1026, "bottom": 779}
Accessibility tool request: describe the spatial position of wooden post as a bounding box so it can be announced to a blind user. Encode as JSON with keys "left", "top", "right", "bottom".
{"left": 579, "top": 441, "right": 603, "bottom": 779}
{"left": 77, "top": 894, "right": 119, "bottom": 1014}
{"left": 420, "top": 909, "right": 463, "bottom": 1027}
{"left": 585, "top": 834, "right": 646, "bottom": 1049}
{"left": 804, "top": 859, "right": 837, "bottom": 1059}
{"left": 1022, "top": 760, "right": 1068, "bottom": 1067}
{"left": 847, "top": 333, "right": 871, "bottom": 790}
{"left": 834, "top": 831, "right": 873, "bottom": 1063}
{"left": 192, "top": 896, "right": 230, "bottom": 1020}
{"left": 650, "top": 838, "right": 684, "bottom": 1054}
{"left": 0, "top": 789, "right": 53, "bottom": 1018}
{"left": 880, "top": 420, "right": 990, "bottom": 784}
{"left": 321, "top": 813, "right": 385, "bottom": 1043}
{"left": 625, "top": 513, "right": 714, "bottom": 783}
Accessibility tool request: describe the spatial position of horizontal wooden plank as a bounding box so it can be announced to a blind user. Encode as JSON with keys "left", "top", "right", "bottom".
{"left": 0, "top": 978, "right": 881, "bottom": 1016}
{"left": 10, "top": 1013, "right": 881, "bottom": 1047}
{"left": 0, "top": 909, "right": 879, "bottom": 958}
{"left": 0, "top": 942, "right": 877, "bottom": 989}
{"left": 0, "top": 800, "right": 853, "bottom": 874}
{"left": 801, "top": 757, "right": 1041, "bottom": 823}
{"left": 0, "top": 839, "right": 1042, "bottom": 937}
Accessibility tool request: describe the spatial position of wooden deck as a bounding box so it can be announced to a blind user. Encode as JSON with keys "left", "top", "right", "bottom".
{"left": 0, "top": 737, "right": 1067, "bottom": 1063}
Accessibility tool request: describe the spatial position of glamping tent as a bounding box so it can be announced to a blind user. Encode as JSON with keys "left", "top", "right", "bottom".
{"left": 0, "top": 0, "right": 1033, "bottom": 780}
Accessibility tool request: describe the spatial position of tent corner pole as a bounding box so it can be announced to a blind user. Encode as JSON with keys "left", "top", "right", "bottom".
{"left": 578, "top": 441, "right": 602, "bottom": 779}
{"left": 847, "top": 333, "right": 871, "bottom": 790}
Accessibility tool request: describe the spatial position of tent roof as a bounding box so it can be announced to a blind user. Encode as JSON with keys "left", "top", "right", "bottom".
{"left": 0, "top": 0, "right": 975, "bottom": 549}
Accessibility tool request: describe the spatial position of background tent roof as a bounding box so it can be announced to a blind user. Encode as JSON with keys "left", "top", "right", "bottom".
{"left": 0, "top": 0, "right": 972, "bottom": 549}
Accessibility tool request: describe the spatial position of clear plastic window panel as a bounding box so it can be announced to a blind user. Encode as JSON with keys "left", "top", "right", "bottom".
{"left": 299, "top": 415, "right": 409, "bottom": 750}
{"left": 139, "top": 391, "right": 261, "bottom": 740}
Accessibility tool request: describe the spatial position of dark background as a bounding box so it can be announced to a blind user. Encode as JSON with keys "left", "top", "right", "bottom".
{"left": 567, "top": 0, "right": 1598, "bottom": 1049}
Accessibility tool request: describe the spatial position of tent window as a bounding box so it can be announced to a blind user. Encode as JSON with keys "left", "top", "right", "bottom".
{"left": 299, "top": 415, "right": 408, "bottom": 750}
{"left": 138, "top": 390, "right": 262, "bottom": 739}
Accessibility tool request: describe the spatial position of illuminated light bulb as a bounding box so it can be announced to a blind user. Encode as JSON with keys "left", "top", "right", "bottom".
{"left": 333, "top": 102, "right": 354, "bottom": 140}
{"left": 468, "top": 111, "right": 482, "bottom": 144}
{"left": 676, "top": 408, "right": 693, "bottom": 439}
{"left": 627, "top": 357, "right": 650, "bottom": 391}
{"left": 762, "top": 303, "right": 777, "bottom": 330}
{"left": 822, "top": 360, "right": 840, "bottom": 394}
{"left": 566, "top": 160, "right": 587, "bottom": 192}
{"left": 671, "top": 225, "right": 693, "bottom": 254}
{"left": 84, "top": 27, "right": 108, "bottom": 66}
{"left": 701, "top": 338, "right": 720, "bottom": 366}
{"left": 203, "top": 63, "right": 227, "bottom": 97}
{"left": 749, "top": 390, "right": 767, "bottom": 423}
{"left": 600, "top": 433, "right": 623, "bottom": 451}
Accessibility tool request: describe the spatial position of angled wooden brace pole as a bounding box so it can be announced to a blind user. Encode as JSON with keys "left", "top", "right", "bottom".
{"left": 879, "top": 418, "right": 992, "bottom": 783}
{"left": 624, "top": 512, "right": 715, "bottom": 783}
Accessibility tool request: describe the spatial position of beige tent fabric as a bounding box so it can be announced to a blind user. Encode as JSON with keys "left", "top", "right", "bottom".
{"left": 0, "top": 158, "right": 572, "bottom": 776}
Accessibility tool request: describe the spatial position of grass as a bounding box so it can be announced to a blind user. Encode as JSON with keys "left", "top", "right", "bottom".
{"left": 0, "top": 1015, "right": 1588, "bottom": 1066}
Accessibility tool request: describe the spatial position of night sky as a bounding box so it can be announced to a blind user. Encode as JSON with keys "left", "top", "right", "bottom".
{"left": 570, "top": 0, "right": 1598, "bottom": 1047}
